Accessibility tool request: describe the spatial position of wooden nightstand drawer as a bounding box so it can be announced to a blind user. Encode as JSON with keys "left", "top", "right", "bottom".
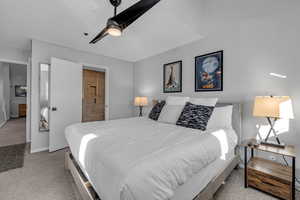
{"left": 247, "top": 157, "right": 292, "bottom": 200}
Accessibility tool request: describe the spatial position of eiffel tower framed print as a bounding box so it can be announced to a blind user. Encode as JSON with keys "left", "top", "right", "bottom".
{"left": 163, "top": 61, "right": 182, "bottom": 93}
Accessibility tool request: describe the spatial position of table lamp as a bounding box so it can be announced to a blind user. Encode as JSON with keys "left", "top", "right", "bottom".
{"left": 134, "top": 97, "right": 148, "bottom": 117}
{"left": 253, "top": 96, "right": 294, "bottom": 148}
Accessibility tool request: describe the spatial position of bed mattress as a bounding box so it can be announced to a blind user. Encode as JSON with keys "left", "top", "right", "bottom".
{"left": 65, "top": 117, "right": 237, "bottom": 200}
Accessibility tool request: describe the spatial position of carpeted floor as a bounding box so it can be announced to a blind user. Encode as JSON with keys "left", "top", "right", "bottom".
{"left": 0, "top": 147, "right": 298, "bottom": 200}
{"left": 0, "top": 118, "right": 26, "bottom": 147}
{"left": 0, "top": 146, "right": 81, "bottom": 200}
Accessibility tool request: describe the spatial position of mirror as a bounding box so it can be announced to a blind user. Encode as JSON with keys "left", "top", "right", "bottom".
{"left": 39, "top": 63, "right": 50, "bottom": 132}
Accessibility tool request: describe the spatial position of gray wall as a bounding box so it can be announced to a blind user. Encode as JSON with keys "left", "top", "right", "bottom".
{"left": 31, "top": 40, "right": 134, "bottom": 152}
{"left": 0, "top": 62, "right": 10, "bottom": 126}
{"left": 9, "top": 64, "right": 27, "bottom": 118}
{"left": 134, "top": 14, "right": 300, "bottom": 168}
{"left": 0, "top": 64, "right": 6, "bottom": 126}
{"left": 3, "top": 64, "right": 10, "bottom": 121}
{"left": 0, "top": 46, "right": 30, "bottom": 64}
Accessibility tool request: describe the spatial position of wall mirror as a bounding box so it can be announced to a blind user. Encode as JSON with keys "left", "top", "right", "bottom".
{"left": 39, "top": 63, "right": 50, "bottom": 132}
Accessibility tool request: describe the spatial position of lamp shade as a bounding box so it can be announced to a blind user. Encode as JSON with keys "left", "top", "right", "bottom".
{"left": 134, "top": 97, "right": 148, "bottom": 106}
{"left": 253, "top": 96, "right": 294, "bottom": 119}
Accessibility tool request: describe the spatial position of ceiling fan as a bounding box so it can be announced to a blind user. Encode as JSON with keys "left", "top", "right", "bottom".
{"left": 90, "top": 0, "right": 161, "bottom": 44}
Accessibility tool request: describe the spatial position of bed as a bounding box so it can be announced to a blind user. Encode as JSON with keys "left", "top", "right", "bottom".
{"left": 65, "top": 103, "right": 242, "bottom": 200}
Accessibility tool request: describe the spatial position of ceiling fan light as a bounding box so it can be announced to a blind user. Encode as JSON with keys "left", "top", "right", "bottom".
{"left": 107, "top": 26, "right": 122, "bottom": 36}
{"left": 106, "top": 19, "right": 122, "bottom": 37}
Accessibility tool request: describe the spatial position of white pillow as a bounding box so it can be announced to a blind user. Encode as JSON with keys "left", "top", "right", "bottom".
{"left": 189, "top": 97, "right": 218, "bottom": 106}
{"left": 158, "top": 105, "right": 185, "bottom": 124}
{"left": 158, "top": 96, "right": 190, "bottom": 124}
{"left": 207, "top": 105, "right": 233, "bottom": 130}
{"left": 166, "top": 96, "right": 190, "bottom": 105}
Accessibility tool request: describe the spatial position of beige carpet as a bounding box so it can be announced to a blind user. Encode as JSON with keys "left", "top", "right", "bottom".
{"left": 0, "top": 118, "right": 26, "bottom": 147}
{"left": 0, "top": 146, "right": 81, "bottom": 200}
{"left": 0, "top": 147, "right": 298, "bottom": 200}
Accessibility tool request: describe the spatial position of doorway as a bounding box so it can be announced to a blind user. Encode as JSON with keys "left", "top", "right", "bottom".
{"left": 0, "top": 62, "right": 27, "bottom": 147}
{"left": 82, "top": 69, "right": 106, "bottom": 122}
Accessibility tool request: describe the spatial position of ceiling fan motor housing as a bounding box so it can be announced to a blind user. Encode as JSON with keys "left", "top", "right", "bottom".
{"left": 109, "top": 0, "right": 122, "bottom": 7}
{"left": 107, "top": 19, "right": 121, "bottom": 29}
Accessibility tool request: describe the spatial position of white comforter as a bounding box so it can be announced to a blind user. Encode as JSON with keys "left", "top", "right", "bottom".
{"left": 65, "top": 117, "right": 237, "bottom": 200}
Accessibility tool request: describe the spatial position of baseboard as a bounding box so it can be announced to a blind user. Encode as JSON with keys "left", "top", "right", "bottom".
{"left": 0, "top": 120, "right": 7, "bottom": 128}
{"left": 30, "top": 147, "right": 49, "bottom": 153}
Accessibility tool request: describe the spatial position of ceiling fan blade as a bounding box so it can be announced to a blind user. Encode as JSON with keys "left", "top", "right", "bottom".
{"left": 90, "top": 27, "right": 109, "bottom": 44}
{"left": 111, "top": 0, "right": 160, "bottom": 30}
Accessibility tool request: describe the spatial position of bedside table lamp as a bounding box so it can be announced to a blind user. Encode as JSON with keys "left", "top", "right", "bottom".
{"left": 134, "top": 97, "right": 148, "bottom": 117}
{"left": 253, "top": 96, "right": 294, "bottom": 148}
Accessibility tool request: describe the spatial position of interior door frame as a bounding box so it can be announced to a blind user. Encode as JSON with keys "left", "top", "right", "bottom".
{"left": 0, "top": 58, "right": 31, "bottom": 145}
{"left": 81, "top": 63, "right": 110, "bottom": 121}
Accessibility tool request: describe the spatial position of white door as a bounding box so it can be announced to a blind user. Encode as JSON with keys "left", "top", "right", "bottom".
{"left": 49, "top": 57, "right": 82, "bottom": 152}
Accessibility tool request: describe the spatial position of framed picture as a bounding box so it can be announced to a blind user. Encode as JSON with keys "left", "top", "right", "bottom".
{"left": 195, "top": 51, "right": 223, "bottom": 92}
{"left": 163, "top": 61, "right": 182, "bottom": 93}
{"left": 15, "top": 85, "right": 27, "bottom": 97}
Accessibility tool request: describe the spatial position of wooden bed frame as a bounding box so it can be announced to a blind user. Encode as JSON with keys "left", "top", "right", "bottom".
{"left": 65, "top": 103, "right": 242, "bottom": 200}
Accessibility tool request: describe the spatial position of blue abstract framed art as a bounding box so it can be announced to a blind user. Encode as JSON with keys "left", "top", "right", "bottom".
{"left": 195, "top": 51, "right": 223, "bottom": 92}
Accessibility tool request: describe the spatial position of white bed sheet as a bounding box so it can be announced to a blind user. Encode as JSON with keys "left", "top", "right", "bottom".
{"left": 171, "top": 149, "right": 236, "bottom": 200}
{"left": 65, "top": 117, "right": 237, "bottom": 200}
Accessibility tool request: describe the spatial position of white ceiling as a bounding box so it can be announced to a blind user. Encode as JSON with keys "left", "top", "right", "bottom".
{"left": 0, "top": 0, "right": 297, "bottom": 62}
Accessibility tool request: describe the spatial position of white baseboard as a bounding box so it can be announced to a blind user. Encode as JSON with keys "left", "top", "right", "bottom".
{"left": 0, "top": 120, "right": 7, "bottom": 128}
{"left": 30, "top": 147, "right": 49, "bottom": 153}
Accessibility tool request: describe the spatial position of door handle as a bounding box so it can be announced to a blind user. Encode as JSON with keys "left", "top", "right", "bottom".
{"left": 52, "top": 107, "right": 57, "bottom": 111}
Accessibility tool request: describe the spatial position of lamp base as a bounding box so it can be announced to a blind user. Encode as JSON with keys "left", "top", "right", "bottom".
{"left": 260, "top": 141, "right": 285, "bottom": 148}
{"left": 139, "top": 106, "right": 143, "bottom": 117}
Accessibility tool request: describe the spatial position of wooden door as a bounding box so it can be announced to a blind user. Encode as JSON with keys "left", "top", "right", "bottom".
{"left": 82, "top": 69, "right": 105, "bottom": 122}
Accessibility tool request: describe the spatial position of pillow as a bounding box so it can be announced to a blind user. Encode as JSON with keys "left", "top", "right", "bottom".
{"left": 166, "top": 96, "right": 190, "bottom": 105}
{"left": 158, "top": 96, "right": 190, "bottom": 124}
{"left": 148, "top": 101, "right": 166, "bottom": 121}
{"left": 189, "top": 97, "right": 218, "bottom": 106}
{"left": 158, "top": 105, "right": 186, "bottom": 124}
{"left": 206, "top": 105, "right": 233, "bottom": 130}
{"left": 176, "top": 102, "right": 214, "bottom": 131}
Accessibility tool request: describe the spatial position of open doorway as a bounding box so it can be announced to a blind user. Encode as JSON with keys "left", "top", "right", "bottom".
{"left": 0, "top": 62, "right": 27, "bottom": 147}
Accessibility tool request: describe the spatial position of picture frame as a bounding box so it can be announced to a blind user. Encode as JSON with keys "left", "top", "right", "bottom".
{"left": 163, "top": 61, "right": 182, "bottom": 93}
{"left": 195, "top": 51, "right": 223, "bottom": 92}
{"left": 15, "top": 85, "right": 27, "bottom": 97}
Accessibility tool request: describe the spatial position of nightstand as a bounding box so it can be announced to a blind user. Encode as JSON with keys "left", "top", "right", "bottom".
{"left": 241, "top": 139, "right": 296, "bottom": 200}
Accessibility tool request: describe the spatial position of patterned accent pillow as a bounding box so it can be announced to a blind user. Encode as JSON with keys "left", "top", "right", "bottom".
{"left": 148, "top": 101, "right": 166, "bottom": 121}
{"left": 176, "top": 102, "right": 214, "bottom": 131}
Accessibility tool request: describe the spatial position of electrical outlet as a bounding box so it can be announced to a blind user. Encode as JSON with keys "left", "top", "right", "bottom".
{"left": 269, "top": 155, "right": 276, "bottom": 161}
